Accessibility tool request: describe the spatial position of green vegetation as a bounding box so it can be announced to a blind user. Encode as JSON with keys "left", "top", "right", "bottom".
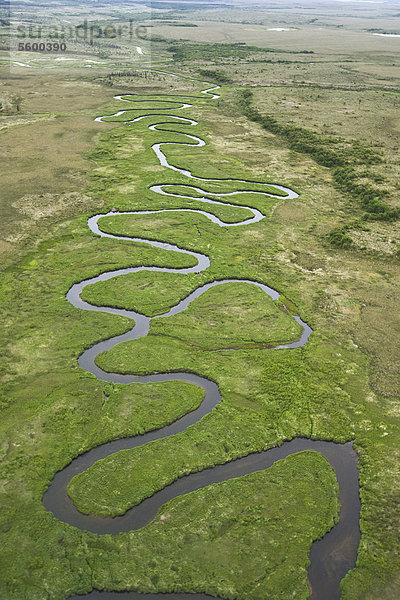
{"left": 162, "top": 22, "right": 199, "bottom": 28}
{"left": 0, "top": 70, "right": 346, "bottom": 599}
{"left": 83, "top": 280, "right": 302, "bottom": 347}
{"left": 166, "top": 41, "right": 313, "bottom": 62}
{"left": 239, "top": 90, "right": 400, "bottom": 226}
{"left": 327, "top": 221, "right": 370, "bottom": 249}
{"left": 67, "top": 452, "right": 339, "bottom": 600}
{"left": 73, "top": 453, "right": 339, "bottom": 600}
{"left": 1, "top": 1, "right": 400, "bottom": 598}
{"left": 197, "top": 69, "right": 232, "bottom": 84}
{"left": 81, "top": 270, "right": 203, "bottom": 316}
{"left": 70, "top": 328, "right": 365, "bottom": 518}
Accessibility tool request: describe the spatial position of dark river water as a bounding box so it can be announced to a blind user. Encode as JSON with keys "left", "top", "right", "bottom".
{"left": 43, "top": 77, "right": 360, "bottom": 600}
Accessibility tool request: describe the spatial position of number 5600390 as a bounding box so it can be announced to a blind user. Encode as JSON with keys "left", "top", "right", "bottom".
{"left": 18, "top": 42, "right": 67, "bottom": 52}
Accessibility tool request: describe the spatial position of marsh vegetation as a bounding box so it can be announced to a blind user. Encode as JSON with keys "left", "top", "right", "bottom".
{"left": 0, "top": 1, "right": 399, "bottom": 599}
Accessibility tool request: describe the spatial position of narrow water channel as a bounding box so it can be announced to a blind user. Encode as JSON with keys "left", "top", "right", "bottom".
{"left": 43, "top": 74, "right": 360, "bottom": 600}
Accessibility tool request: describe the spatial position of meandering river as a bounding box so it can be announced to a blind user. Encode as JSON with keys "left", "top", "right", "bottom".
{"left": 42, "top": 75, "right": 360, "bottom": 600}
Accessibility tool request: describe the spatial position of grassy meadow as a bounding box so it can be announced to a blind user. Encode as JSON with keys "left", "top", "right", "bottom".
{"left": 0, "top": 2, "right": 400, "bottom": 599}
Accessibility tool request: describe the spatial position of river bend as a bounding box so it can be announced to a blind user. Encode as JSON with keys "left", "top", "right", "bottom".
{"left": 42, "top": 74, "right": 360, "bottom": 600}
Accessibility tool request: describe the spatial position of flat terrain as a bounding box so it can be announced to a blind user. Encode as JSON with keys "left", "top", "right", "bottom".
{"left": 0, "top": 1, "right": 399, "bottom": 599}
